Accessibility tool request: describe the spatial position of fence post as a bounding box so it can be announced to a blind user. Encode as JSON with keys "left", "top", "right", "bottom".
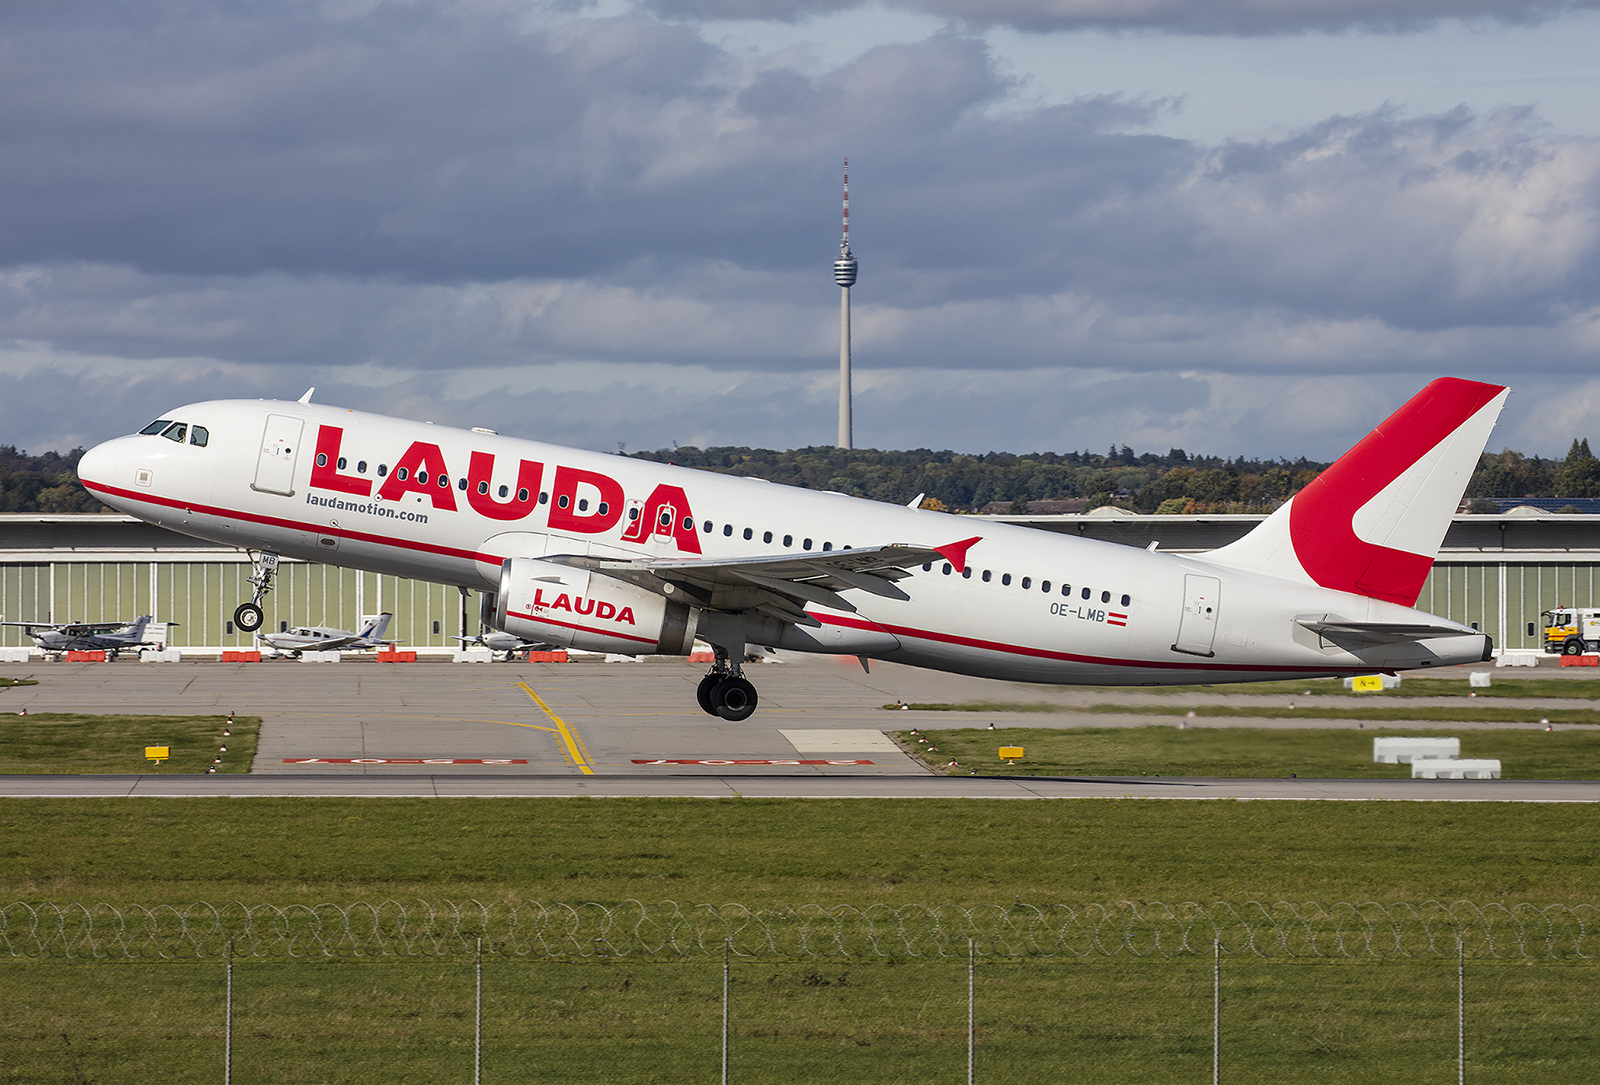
{"left": 225, "top": 939, "right": 233, "bottom": 1085}
{"left": 968, "top": 937, "right": 975, "bottom": 1085}
{"left": 1458, "top": 938, "right": 1465, "bottom": 1085}
{"left": 722, "top": 940, "right": 731, "bottom": 1085}
{"left": 1212, "top": 938, "right": 1220, "bottom": 1085}
{"left": 476, "top": 937, "right": 483, "bottom": 1085}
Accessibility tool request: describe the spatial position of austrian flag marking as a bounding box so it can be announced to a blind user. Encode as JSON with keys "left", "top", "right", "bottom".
{"left": 1107, "top": 612, "right": 1128, "bottom": 627}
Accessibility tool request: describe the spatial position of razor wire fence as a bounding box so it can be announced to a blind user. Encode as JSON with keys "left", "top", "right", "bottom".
{"left": 3, "top": 899, "right": 1598, "bottom": 961}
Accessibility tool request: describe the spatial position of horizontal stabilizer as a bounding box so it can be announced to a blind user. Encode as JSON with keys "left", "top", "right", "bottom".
{"left": 1296, "top": 616, "right": 1479, "bottom": 646}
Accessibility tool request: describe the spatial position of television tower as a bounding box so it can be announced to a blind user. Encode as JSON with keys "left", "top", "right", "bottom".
{"left": 834, "top": 158, "right": 858, "bottom": 449}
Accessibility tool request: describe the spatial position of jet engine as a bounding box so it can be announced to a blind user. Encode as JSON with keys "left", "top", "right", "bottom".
{"left": 493, "top": 557, "right": 698, "bottom": 655}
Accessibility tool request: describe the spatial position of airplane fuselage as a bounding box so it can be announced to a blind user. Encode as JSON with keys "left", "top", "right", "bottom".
{"left": 79, "top": 398, "right": 1491, "bottom": 685}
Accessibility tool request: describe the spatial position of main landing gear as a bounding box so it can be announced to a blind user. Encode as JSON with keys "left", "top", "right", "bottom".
{"left": 696, "top": 643, "right": 759, "bottom": 722}
{"left": 231, "top": 551, "right": 280, "bottom": 634}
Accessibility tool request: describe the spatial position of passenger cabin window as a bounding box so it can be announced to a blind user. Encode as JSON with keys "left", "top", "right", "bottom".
{"left": 783, "top": 534, "right": 793, "bottom": 547}
{"left": 140, "top": 419, "right": 172, "bottom": 435}
{"left": 982, "top": 570, "right": 992, "bottom": 582}
{"left": 1061, "top": 584, "right": 1071, "bottom": 596}
{"left": 357, "top": 461, "right": 367, "bottom": 473}
{"left": 1021, "top": 577, "right": 1031, "bottom": 589}
{"left": 743, "top": 528, "right": 753, "bottom": 540}
{"left": 942, "top": 563, "right": 952, "bottom": 574}
{"left": 803, "top": 538, "right": 812, "bottom": 550}
{"left": 1041, "top": 580, "right": 1050, "bottom": 592}
{"left": 1081, "top": 587, "right": 1091, "bottom": 599}
{"left": 822, "top": 542, "right": 832, "bottom": 551}
{"left": 763, "top": 531, "right": 773, "bottom": 544}
{"left": 1121, "top": 594, "right": 1131, "bottom": 606}
{"left": 190, "top": 426, "right": 209, "bottom": 447}
{"left": 160, "top": 422, "right": 187, "bottom": 443}
{"left": 1001, "top": 574, "right": 1012, "bottom": 586}
{"left": 724, "top": 524, "right": 733, "bottom": 536}
{"left": 1101, "top": 591, "right": 1111, "bottom": 603}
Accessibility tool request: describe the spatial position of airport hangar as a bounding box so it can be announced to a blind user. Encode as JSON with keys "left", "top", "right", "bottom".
{"left": 0, "top": 511, "right": 1593, "bottom": 656}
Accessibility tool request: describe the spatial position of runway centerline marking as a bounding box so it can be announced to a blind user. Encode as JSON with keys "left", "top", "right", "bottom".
{"left": 517, "top": 682, "right": 595, "bottom": 775}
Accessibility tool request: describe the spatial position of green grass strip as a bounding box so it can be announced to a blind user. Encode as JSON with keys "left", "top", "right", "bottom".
{"left": 898, "top": 725, "right": 1600, "bottom": 779}
{"left": 1069, "top": 677, "right": 1600, "bottom": 699}
{"left": 889, "top": 701, "right": 1600, "bottom": 724}
{"left": 0, "top": 676, "right": 37, "bottom": 689}
{"left": 0, "top": 714, "right": 257, "bottom": 774}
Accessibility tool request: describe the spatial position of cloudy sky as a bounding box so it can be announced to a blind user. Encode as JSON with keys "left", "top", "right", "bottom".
{"left": 4, "top": 0, "right": 1600, "bottom": 461}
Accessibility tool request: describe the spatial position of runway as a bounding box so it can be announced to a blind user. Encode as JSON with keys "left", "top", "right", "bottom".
{"left": 2, "top": 654, "right": 1596, "bottom": 800}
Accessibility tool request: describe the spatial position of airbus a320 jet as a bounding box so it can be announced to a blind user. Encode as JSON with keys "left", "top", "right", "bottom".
{"left": 76, "top": 379, "right": 1505, "bottom": 720}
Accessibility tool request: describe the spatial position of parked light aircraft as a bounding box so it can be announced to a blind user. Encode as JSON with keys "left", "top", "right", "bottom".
{"left": 454, "top": 630, "right": 555, "bottom": 661}
{"left": 257, "top": 613, "right": 393, "bottom": 657}
{"left": 76, "top": 379, "right": 1505, "bottom": 720}
{"left": 1, "top": 616, "right": 158, "bottom": 659}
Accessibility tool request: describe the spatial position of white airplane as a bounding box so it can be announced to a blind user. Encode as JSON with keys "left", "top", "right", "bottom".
{"left": 1, "top": 615, "right": 158, "bottom": 659}
{"left": 257, "top": 613, "right": 393, "bottom": 656}
{"left": 75, "top": 378, "right": 1504, "bottom": 721}
{"left": 453, "top": 630, "right": 556, "bottom": 661}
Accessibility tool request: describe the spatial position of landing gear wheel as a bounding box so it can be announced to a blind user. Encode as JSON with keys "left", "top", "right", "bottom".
{"left": 1565, "top": 637, "right": 1587, "bottom": 656}
{"left": 233, "top": 603, "right": 264, "bottom": 633}
{"left": 696, "top": 673, "right": 721, "bottom": 716}
{"left": 711, "top": 676, "right": 758, "bottom": 722}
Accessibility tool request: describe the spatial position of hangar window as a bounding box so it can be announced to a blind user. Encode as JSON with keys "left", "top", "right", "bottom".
{"left": 519, "top": 489, "right": 531, "bottom": 503}
{"left": 191, "top": 427, "right": 209, "bottom": 447}
{"left": 140, "top": 419, "right": 172, "bottom": 435}
{"left": 1121, "top": 594, "right": 1131, "bottom": 607}
{"left": 1002, "top": 574, "right": 1012, "bottom": 586}
{"left": 160, "top": 422, "right": 187, "bottom": 443}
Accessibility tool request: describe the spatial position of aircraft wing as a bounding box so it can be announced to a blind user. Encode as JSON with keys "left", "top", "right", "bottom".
{"left": 551, "top": 537, "right": 981, "bottom": 629}
{"left": 1, "top": 621, "right": 126, "bottom": 634}
{"left": 1296, "top": 617, "right": 1480, "bottom": 647}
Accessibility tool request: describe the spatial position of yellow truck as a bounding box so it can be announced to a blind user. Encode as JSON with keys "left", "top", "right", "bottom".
{"left": 1535, "top": 608, "right": 1600, "bottom": 655}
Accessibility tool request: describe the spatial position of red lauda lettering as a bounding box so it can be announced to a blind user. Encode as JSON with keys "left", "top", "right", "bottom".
{"left": 595, "top": 601, "right": 616, "bottom": 619}
{"left": 377, "top": 441, "right": 458, "bottom": 511}
{"left": 310, "top": 426, "right": 372, "bottom": 497}
{"left": 620, "top": 483, "right": 702, "bottom": 554}
{"left": 532, "top": 588, "right": 547, "bottom": 609}
{"left": 550, "top": 594, "right": 572, "bottom": 612}
{"left": 466, "top": 450, "right": 542, "bottom": 521}
{"left": 617, "top": 606, "right": 635, "bottom": 625}
{"left": 547, "top": 465, "right": 623, "bottom": 535}
{"left": 575, "top": 597, "right": 595, "bottom": 616}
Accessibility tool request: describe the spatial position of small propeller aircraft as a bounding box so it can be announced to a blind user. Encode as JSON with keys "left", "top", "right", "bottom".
{"left": 256, "top": 613, "right": 393, "bottom": 657}
{"left": 2, "top": 615, "right": 160, "bottom": 659}
{"left": 453, "top": 629, "right": 556, "bottom": 661}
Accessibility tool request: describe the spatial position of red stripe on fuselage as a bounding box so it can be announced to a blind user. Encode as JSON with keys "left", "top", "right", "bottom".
{"left": 504, "top": 609, "right": 659, "bottom": 646}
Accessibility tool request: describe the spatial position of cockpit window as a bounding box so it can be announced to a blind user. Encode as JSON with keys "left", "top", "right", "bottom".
{"left": 160, "top": 422, "right": 187, "bottom": 443}
{"left": 140, "top": 419, "right": 172, "bottom": 435}
{"left": 190, "top": 425, "right": 209, "bottom": 447}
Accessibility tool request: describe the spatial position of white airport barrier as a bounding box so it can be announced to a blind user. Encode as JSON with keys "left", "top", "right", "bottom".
{"left": 0, "top": 648, "right": 32, "bottom": 663}
{"left": 299, "top": 650, "right": 341, "bottom": 663}
{"left": 1497, "top": 651, "right": 1540, "bottom": 667}
{"left": 1468, "top": 671, "right": 1492, "bottom": 687}
{"left": 1374, "top": 736, "right": 1460, "bottom": 764}
{"left": 604, "top": 654, "right": 645, "bottom": 663}
{"left": 139, "top": 649, "right": 182, "bottom": 662}
{"left": 1413, "top": 758, "right": 1501, "bottom": 780}
{"left": 1344, "top": 674, "right": 1402, "bottom": 690}
{"left": 453, "top": 648, "right": 493, "bottom": 663}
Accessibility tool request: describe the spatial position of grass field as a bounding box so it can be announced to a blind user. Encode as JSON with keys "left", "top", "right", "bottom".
{"left": 897, "top": 725, "right": 1600, "bottom": 778}
{"left": 889, "top": 701, "right": 1600, "bottom": 725}
{"left": 0, "top": 677, "right": 35, "bottom": 690}
{"left": 0, "top": 714, "right": 258, "bottom": 774}
{"left": 1081, "top": 676, "right": 1600, "bottom": 699}
{"left": 2, "top": 798, "right": 1599, "bottom": 1082}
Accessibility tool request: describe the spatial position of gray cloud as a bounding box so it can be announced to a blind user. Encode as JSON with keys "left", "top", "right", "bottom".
{"left": 4, "top": 3, "right": 1600, "bottom": 461}
{"left": 642, "top": 0, "right": 1600, "bottom": 35}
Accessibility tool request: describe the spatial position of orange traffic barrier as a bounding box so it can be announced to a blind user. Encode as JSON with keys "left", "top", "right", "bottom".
{"left": 221, "top": 651, "right": 262, "bottom": 663}
{"left": 528, "top": 650, "right": 569, "bottom": 663}
{"left": 1559, "top": 654, "right": 1598, "bottom": 667}
{"left": 377, "top": 650, "right": 418, "bottom": 663}
{"left": 66, "top": 650, "right": 106, "bottom": 662}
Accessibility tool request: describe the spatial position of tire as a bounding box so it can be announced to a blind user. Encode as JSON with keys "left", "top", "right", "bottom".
{"left": 233, "top": 603, "right": 264, "bottom": 633}
{"left": 696, "top": 673, "right": 721, "bottom": 716}
{"left": 1565, "top": 637, "right": 1587, "bottom": 656}
{"left": 711, "top": 676, "right": 758, "bottom": 722}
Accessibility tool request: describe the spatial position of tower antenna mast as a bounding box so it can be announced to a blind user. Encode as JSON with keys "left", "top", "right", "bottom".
{"left": 834, "top": 158, "right": 858, "bottom": 449}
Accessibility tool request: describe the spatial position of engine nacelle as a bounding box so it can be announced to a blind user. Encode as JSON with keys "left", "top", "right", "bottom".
{"left": 494, "top": 557, "right": 698, "bottom": 655}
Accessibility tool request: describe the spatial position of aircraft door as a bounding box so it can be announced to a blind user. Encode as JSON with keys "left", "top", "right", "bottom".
{"left": 1173, "top": 574, "right": 1220, "bottom": 657}
{"left": 252, "top": 414, "right": 305, "bottom": 496}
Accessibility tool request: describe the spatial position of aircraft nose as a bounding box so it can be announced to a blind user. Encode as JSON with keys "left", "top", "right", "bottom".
{"left": 76, "top": 438, "right": 123, "bottom": 499}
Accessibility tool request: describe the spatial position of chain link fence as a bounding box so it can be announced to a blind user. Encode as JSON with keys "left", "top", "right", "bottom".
{"left": 4, "top": 899, "right": 1596, "bottom": 960}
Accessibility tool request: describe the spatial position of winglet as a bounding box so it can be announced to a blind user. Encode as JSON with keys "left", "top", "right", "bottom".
{"left": 935, "top": 535, "right": 983, "bottom": 574}
{"left": 298, "top": 387, "right": 315, "bottom": 404}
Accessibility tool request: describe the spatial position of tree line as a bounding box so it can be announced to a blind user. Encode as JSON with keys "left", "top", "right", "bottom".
{"left": 5, "top": 439, "right": 1600, "bottom": 515}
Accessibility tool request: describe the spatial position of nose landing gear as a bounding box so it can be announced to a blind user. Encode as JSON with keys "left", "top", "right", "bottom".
{"left": 231, "top": 551, "right": 279, "bottom": 634}
{"left": 695, "top": 643, "right": 759, "bottom": 721}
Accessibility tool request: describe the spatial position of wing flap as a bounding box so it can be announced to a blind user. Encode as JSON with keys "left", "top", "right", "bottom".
{"left": 1296, "top": 616, "right": 1478, "bottom": 646}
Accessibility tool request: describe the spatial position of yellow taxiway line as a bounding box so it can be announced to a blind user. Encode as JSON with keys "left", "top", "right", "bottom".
{"left": 517, "top": 682, "right": 595, "bottom": 775}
